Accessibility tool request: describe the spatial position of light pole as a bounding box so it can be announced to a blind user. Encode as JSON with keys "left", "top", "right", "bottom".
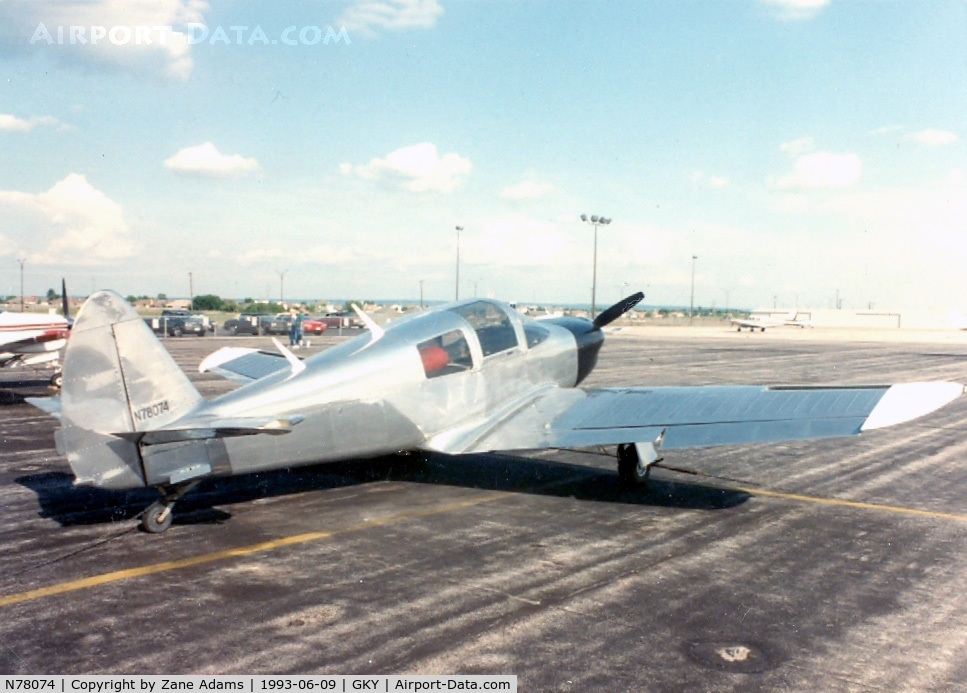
{"left": 689, "top": 255, "right": 698, "bottom": 320}
{"left": 17, "top": 256, "right": 26, "bottom": 312}
{"left": 580, "top": 214, "right": 611, "bottom": 320}
{"left": 455, "top": 226, "right": 463, "bottom": 301}
{"left": 277, "top": 269, "right": 287, "bottom": 306}
{"left": 188, "top": 271, "right": 194, "bottom": 310}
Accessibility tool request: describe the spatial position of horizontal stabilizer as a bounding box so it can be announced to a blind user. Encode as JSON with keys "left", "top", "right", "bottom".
{"left": 113, "top": 414, "right": 305, "bottom": 446}
{"left": 199, "top": 346, "right": 293, "bottom": 383}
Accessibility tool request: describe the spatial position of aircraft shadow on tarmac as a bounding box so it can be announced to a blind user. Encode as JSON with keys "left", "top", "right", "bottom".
{"left": 0, "top": 379, "right": 53, "bottom": 405}
{"left": 17, "top": 452, "right": 749, "bottom": 529}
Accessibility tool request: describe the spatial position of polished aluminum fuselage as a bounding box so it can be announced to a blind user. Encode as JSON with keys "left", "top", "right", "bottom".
{"left": 140, "top": 302, "right": 580, "bottom": 485}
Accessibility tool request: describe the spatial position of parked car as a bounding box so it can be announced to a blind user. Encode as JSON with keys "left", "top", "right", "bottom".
{"left": 144, "top": 310, "right": 207, "bottom": 337}
{"left": 274, "top": 313, "right": 327, "bottom": 336}
{"left": 260, "top": 314, "right": 290, "bottom": 335}
{"left": 319, "top": 312, "right": 364, "bottom": 330}
{"left": 224, "top": 313, "right": 269, "bottom": 335}
{"left": 225, "top": 312, "right": 295, "bottom": 336}
{"left": 302, "top": 317, "right": 327, "bottom": 335}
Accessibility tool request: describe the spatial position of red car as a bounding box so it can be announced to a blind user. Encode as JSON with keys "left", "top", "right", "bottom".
{"left": 301, "top": 317, "right": 327, "bottom": 335}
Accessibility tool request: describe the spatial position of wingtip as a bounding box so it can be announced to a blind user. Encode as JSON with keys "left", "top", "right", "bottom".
{"left": 861, "top": 382, "right": 963, "bottom": 431}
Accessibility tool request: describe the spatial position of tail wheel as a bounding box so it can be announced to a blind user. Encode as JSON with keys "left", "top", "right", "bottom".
{"left": 141, "top": 501, "right": 173, "bottom": 533}
{"left": 50, "top": 371, "right": 63, "bottom": 388}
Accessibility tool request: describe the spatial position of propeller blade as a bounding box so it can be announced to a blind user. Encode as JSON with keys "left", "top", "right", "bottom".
{"left": 593, "top": 291, "right": 644, "bottom": 329}
{"left": 61, "top": 278, "right": 69, "bottom": 318}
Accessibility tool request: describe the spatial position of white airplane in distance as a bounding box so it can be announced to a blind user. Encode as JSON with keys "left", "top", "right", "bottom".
{"left": 731, "top": 310, "right": 811, "bottom": 332}
{"left": 0, "top": 283, "right": 71, "bottom": 387}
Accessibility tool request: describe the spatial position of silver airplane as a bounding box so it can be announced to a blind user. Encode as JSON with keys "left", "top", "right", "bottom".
{"left": 28, "top": 290, "right": 963, "bottom": 533}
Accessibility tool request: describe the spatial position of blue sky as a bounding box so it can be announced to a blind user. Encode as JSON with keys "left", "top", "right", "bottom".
{"left": 1, "top": 0, "right": 964, "bottom": 310}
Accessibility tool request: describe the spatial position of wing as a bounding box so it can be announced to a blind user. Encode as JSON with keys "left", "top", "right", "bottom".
{"left": 424, "top": 382, "right": 963, "bottom": 454}
{"left": 198, "top": 346, "right": 292, "bottom": 383}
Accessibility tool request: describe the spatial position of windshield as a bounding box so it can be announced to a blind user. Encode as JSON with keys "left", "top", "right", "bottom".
{"left": 448, "top": 301, "right": 519, "bottom": 357}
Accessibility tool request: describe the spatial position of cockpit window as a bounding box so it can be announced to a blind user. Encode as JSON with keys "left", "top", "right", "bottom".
{"left": 523, "top": 322, "right": 550, "bottom": 349}
{"left": 417, "top": 329, "right": 473, "bottom": 378}
{"left": 449, "top": 301, "right": 519, "bottom": 357}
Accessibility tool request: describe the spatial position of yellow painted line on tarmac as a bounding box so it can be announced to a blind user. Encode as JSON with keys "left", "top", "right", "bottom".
{"left": 731, "top": 485, "right": 967, "bottom": 523}
{"left": 0, "top": 492, "right": 504, "bottom": 609}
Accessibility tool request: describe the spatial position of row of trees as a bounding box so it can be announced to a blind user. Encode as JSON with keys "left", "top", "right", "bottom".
{"left": 41, "top": 290, "right": 371, "bottom": 315}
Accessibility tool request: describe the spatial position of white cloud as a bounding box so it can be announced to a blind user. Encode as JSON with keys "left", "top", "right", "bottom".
{"left": 0, "top": 174, "right": 136, "bottom": 264}
{"left": 822, "top": 168, "right": 967, "bottom": 234}
{"left": 343, "top": 142, "right": 471, "bottom": 193}
{"left": 0, "top": 0, "right": 207, "bottom": 80}
{"left": 466, "top": 216, "right": 573, "bottom": 267}
{"left": 775, "top": 151, "right": 861, "bottom": 189}
{"left": 759, "top": 0, "right": 831, "bottom": 20}
{"left": 236, "top": 245, "right": 362, "bottom": 267}
{"left": 0, "top": 113, "right": 64, "bottom": 132}
{"left": 779, "top": 137, "right": 815, "bottom": 156}
{"left": 907, "top": 129, "right": 959, "bottom": 147}
{"left": 870, "top": 125, "right": 903, "bottom": 136}
{"left": 337, "top": 0, "right": 443, "bottom": 36}
{"left": 691, "top": 171, "right": 730, "bottom": 189}
{"left": 164, "top": 142, "right": 260, "bottom": 178}
{"left": 500, "top": 179, "right": 555, "bottom": 201}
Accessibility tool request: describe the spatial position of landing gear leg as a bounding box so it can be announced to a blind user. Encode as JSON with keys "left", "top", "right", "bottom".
{"left": 140, "top": 480, "right": 200, "bottom": 533}
{"left": 617, "top": 442, "right": 663, "bottom": 488}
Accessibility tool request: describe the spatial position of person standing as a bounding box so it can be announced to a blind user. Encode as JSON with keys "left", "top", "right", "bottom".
{"left": 288, "top": 308, "right": 304, "bottom": 348}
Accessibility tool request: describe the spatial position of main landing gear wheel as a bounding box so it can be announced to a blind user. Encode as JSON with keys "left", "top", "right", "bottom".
{"left": 141, "top": 501, "right": 173, "bottom": 533}
{"left": 50, "top": 371, "right": 63, "bottom": 388}
{"left": 617, "top": 443, "right": 648, "bottom": 487}
{"left": 617, "top": 443, "right": 663, "bottom": 488}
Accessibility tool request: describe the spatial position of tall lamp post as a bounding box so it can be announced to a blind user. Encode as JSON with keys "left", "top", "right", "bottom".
{"left": 277, "top": 269, "right": 287, "bottom": 306}
{"left": 17, "top": 256, "right": 26, "bottom": 312}
{"left": 580, "top": 214, "right": 611, "bottom": 320}
{"left": 689, "top": 255, "right": 698, "bottom": 320}
{"left": 454, "top": 225, "right": 463, "bottom": 301}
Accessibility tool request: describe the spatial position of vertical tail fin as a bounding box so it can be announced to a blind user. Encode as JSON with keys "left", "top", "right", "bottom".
{"left": 56, "top": 291, "right": 203, "bottom": 489}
